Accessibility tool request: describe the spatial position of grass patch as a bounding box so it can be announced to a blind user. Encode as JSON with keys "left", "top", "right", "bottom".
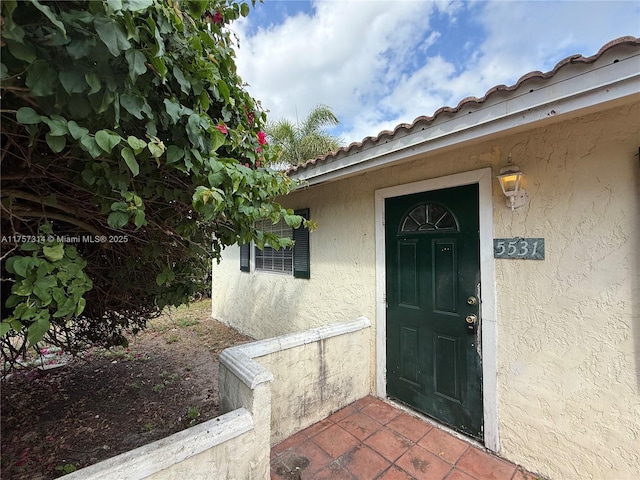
{"left": 177, "top": 318, "right": 199, "bottom": 327}
{"left": 142, "top": 422, "right": 156, "bottom": 432}
{"left": 151, "top": 371, "right": 179, "bottom": 393}
{"left": 186, "top": 406, "right": 200, "bottom": 426}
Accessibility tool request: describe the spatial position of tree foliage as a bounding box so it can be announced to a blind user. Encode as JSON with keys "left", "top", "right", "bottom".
{"left": 0, "top": 0, "right": 310, "bottom": 369}
{"left": 265, "top": 104, "right": 342, "bottom": 167}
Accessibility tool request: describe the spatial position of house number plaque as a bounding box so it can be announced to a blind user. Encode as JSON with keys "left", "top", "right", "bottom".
{"left": 493, "top": 238, "right": 545, "bottom": 260}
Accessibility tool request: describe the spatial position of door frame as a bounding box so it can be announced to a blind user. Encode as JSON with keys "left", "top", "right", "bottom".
{"left": 374, "top": 167, "right": 499, "bottom": 452}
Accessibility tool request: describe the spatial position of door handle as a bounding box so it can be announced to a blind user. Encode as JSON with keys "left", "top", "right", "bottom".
{"left": 466, "top": 314, "right": 478, "bottom": 334}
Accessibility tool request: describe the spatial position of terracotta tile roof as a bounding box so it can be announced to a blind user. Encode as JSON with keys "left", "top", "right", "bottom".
{"left": 287, "top": 36, "right": 640, "bottom": 176}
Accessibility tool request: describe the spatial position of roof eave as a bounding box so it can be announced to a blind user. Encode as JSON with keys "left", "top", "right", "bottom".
{"left": 290, "top": 45, "right": 640, "bottom": 188}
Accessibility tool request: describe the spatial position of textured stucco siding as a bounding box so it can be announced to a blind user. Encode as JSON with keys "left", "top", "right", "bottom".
{"left": 147, "top": 425, "right": 260, "bottom": 480}
{"left": 211, "top": 189, "right": 377, "bottom": 340}
{"left": 255, "top": 325, "right": 371, "bottom": 444}
{"left": 492, "top": 103, "right": 640, "bottom": 480}
{"left": 211, "top": 102, "right": 640, "bottom": 479}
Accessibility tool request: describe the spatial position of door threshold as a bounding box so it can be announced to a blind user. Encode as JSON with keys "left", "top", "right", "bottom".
{"left": 384, "top": 397, "right": 485, "bottom": 450}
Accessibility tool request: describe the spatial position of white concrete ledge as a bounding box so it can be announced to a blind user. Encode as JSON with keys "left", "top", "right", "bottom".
{"left": 220, "top": 317, "right": 371, "bottom": 389}
{"left": 64, "top": 408, "right": 253, "bottom": 480}
{"left": 219, "top": 348, "right": 275, "bottom": 389}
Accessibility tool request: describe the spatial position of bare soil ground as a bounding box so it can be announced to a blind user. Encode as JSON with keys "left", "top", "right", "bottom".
{"left": 1, "top": 300, "right": 252, "bottom": 480}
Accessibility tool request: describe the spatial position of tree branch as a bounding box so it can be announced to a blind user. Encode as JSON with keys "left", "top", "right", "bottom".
{"left": 1, "top": 189, "right": 83, "bottom": 217}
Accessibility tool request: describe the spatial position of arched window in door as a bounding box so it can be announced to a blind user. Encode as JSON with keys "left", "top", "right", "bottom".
{"left": 399, "top": 202, "right": 459, "bottom": 232}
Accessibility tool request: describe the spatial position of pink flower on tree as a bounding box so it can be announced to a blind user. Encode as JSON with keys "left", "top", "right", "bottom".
{"left": 257, "top": 131, "right": 267, "bottom": 145}
{"left": 204, "top": 11, "right": 223, "bottom": 24}
{"left": 216, "top": 124, "right": 228, "bottom": 135}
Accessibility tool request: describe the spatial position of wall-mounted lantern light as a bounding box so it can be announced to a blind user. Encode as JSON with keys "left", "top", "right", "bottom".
{"left": 497, "top": 156, "right": 528, "bottom": 211}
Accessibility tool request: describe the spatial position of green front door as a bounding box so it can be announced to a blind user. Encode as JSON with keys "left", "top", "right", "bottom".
{"left": 385, "top": 183, "right": 483, "bottom": 439}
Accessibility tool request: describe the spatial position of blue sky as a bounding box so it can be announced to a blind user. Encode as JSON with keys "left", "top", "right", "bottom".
{"left": 232, "top": 1, "right": 639, "bottom": 145}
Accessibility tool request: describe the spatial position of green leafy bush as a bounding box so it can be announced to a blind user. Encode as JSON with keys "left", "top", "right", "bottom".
{"left": 0, "top": 0, "right": 310, "bottom": 369}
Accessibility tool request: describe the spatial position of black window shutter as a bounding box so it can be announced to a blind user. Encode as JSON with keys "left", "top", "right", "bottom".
{"left": 240, "top": 243, "right": 250, "bottom": 272}
{"left": 292, "top": 209, "right": 310, "bottom": 279}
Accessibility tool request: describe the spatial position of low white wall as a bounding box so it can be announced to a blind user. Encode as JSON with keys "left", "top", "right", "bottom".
{"left": 63, "top": 409, "right": 255, "bottom": 480}
{"left": 235, "top": 317, "right": 372, "bottom": 444}
{"left": 60, "top": 317, "right": 371, "bottom": 480}
{"left": 65, "top": 318, "right": 372, "bottom": 479}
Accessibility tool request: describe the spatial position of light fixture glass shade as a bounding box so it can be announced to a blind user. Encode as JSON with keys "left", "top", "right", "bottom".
{"left": 496, "top": 163, "right": 528, "bottom": 210}
{"left": 497, "top": 166, "right": 523, "bottom": 195}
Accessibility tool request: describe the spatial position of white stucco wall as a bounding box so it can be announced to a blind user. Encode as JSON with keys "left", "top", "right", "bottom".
{"left": 211, "top": 102, "right": 640, "bottom": 479}
{"left": 492, "top": 103, "right": 640, "bottom": 480}
{"left": 254, "top": 319, "right": 371, "bottom": 444}
{"left": 219, "top": 316, "right": 371, "bottom": 446}
{"left": 211, "top": 193, "right": 377, "bottom": 340}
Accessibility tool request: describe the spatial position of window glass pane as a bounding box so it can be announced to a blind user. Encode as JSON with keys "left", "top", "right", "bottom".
{"left": 254, "top": 218, "right": 293, "bottom": 274}
{"left": 400, "top": 203, "right": 458, "bottom": 233}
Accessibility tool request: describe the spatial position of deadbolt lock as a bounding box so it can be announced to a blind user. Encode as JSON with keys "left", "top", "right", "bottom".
{"left": 465, "top": 314, "right": 478, "bottom": 324}
{"left": 467, "top": 296, "right": 478, "bottom": 305}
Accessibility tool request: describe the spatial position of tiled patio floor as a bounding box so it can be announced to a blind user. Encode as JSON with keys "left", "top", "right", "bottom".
{"left": 271, "top": 396, "right": 538, "bottom": 480}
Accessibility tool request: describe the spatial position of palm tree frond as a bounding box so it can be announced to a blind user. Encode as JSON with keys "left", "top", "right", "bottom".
{"left": 301, "top": 104, "right": 340, "bottom": 135}
{"left": 264, "top": 105, "right": 342, "bottom": 166}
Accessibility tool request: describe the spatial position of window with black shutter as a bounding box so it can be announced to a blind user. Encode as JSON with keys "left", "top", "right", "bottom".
{"left": 240, "top": 209, "right": 310, "bottom": 278}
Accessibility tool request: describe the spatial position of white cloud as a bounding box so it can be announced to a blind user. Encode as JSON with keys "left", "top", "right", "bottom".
{"left": 233, "top": 0, "right": 639, "bottom": 146}
{"left": 470, "top": 1, "right": 640, "bottom": 89}
{"left": 419, "top": 31, "right": 442, "bottom": 54}
{"left": 234, "top": 0, "right": 446, "bottom": 142}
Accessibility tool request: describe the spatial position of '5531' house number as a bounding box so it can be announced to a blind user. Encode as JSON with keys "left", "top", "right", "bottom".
{"left": 493, "top": 238, "right": 545, "bottom": 260}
